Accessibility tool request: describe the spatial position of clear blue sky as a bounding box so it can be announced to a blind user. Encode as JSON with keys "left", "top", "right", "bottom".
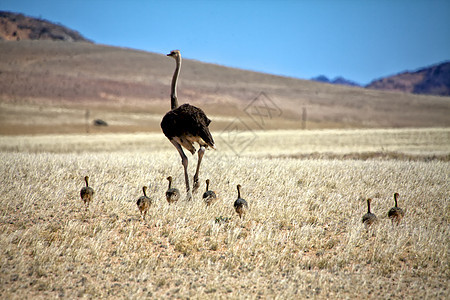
{"left": 2, "top": 0, "right": 449, "bottom": 85}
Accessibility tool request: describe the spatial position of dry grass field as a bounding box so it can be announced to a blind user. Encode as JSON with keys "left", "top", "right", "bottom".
{"left": 1, "top": 39, "right": 449, "bottom": 298}
{"left": 0, "top": 128, "right": 449, "bottom": 299}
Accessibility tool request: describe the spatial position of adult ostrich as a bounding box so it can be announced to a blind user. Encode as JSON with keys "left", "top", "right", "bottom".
{"left": 161, "top": 50, "right": 215, "bottom": 200}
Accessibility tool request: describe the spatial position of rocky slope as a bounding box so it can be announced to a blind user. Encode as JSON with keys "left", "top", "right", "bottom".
{"left": 366, "top": 62, "right": 450, "bottom": 96}
{"left": 0, "top": 11, "right": 91, "bottom": 42}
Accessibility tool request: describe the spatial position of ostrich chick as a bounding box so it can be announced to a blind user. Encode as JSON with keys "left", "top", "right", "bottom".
{"left": 234, "top": 184, "right": 248, "bottom": 219}
{"left": 388, "top": 192, "right": 405, "bottom": 225}
{"left": 137, "top": 186, "right": 152, "bottom": 220}
{"left": 362, "top": 198, "right": 377, "bottom": 226}
{"left": 166, "top": 176, "right": 180, "bottom": 204}
{"left": 202, "top": 179, "right": 217, "bottom": 206}
{"left": 80, "top": 176, "right": 94, "bottom": 211}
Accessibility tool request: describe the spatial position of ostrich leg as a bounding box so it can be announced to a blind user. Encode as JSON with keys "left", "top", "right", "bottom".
{"left": 192, "top": 146, "right": 205, "bottom": 193}
{"left": 170, "top": 140, "right": 192, "bottom": 200}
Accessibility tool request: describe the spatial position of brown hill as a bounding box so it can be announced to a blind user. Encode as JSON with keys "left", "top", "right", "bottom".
{"left": 0, "top": 40, "right": 449, "bottom": 135}
{"left": 0, "top": 11, "right": 91, "bottom": 42}
{"left": 366, "top": 62, "right": 450, "bottom": 96}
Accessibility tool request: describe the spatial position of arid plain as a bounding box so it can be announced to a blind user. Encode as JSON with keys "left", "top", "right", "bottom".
{"left": 0, "top": 40, "right": 449, "bottom": 298}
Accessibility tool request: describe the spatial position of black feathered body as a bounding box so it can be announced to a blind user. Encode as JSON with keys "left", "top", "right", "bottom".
{"left": 234, "top": 198, "right": 248, "bottom": 218}
{"left": 203, "top": 190, "right": 217, "bottom": 205}
{"left": 137, "top": 196, "right": 151, "bottom": 214}
{"left": 161, "top": 103, "right": 215, "bottom": 154}
{"left": 80, "top": 186, "right": 94, "bottom": 205}
{"left": 362, "top": 212, "right": 377, "bottom": 226}
{"left": 166, "top": 188, "right": 180, "bottom": 204}
{"left": 388, "top": 207, "right": 404, "bottom": 223}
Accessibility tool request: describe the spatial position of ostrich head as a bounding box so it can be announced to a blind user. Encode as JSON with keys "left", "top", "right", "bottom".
{"left": 167, "top": 50, "right": 181, "bottom": 59}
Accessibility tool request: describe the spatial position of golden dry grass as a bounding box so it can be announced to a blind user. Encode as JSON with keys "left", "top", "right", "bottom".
{"left": 0, "top": 129, "right": 449, "bottom": 298}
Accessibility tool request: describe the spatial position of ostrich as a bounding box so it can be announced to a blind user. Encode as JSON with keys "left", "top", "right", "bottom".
{"left": 165, "top": 176, "right": 180, "bottom": 204}
{"left": 387, "top": 192, "right": 405, "bottom": 225}
{"left": 202, "top": 179, "right": 217, "bottom": 206}
{"left": 80, "top": 176, "right": 94, "bottom": 211}
{"left": 160, "top": 50, "right": 215, "bottom": 200}
{"left": 234, "top": 184, "right": 248, "bottom": 219}
{"left": 136, "top": 186, "right": 152, "bottom": 220}
{"left": 362, "top": 198, "right": 377, "bottom": 226}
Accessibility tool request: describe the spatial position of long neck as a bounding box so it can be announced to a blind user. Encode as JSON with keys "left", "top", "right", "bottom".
{"left": 394, "top": 194, "right": 398, "bottom": 207}
{"left": 367, "top": 200, "right": 371, "bottom": 214}
{"left": 237, "top": 186, "right": 241, "bottom": 198}
{"left": 206, "top": 181, "right": 209, "bottom": 191}
{"left": 170, "top": 56, "right": 181, "bottom": 110}
{"left": 143, "top": 187, "right": 147, "bottom": 197}
{"left": 168, "top": 179, "right": 172, "bottom": 189}
{"left": 85, "top": 177, "right": 89, "bottom": 187}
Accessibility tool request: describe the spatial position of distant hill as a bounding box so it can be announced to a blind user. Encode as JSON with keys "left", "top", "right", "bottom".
{"left": 0, "top": 11, "right": 91, "bottom": 42}
{"left": 366, "top": 62, "right": 450, "bottom": 96}
{"left": 1, "top": 40, "right": 449, "bottom": 135}
{"left": 311, "top": 75, "right": 360, "bottom": 87}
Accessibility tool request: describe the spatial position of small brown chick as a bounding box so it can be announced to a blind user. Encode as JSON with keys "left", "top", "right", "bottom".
{"left": 234, "top": 184, "right": 248, "bottom": 219}
{"left": 166, "top": 176, "right": 180, "bottom": 204}
{"left": 202, "top": 179, "right": 217, "bottom": 206}
{"left": 362, "top": 198, "right": 377, "bottom": 226}
{"left": 80, "top": 176, "right": 94, "bottom": 211}
{"left": 387, "top": 192, "right": 405, "bottom": 225}
{"left": 136, "top": 186, "right": 152, "bottom": 220}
